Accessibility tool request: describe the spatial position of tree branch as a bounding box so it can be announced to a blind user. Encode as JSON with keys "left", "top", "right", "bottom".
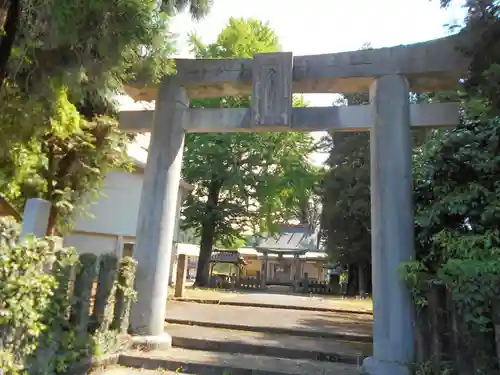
{"left": 0, "top": 0, "right": 19, "bottom": 91}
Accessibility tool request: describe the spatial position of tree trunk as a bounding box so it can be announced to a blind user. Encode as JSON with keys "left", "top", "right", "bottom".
{"left": 366, "top": 262, "right": 372, "bottom": 294}
{"left": 346, "top": 263, "right": 358, "bottom": 296}
{"left": 0, "top": 0, "right": 20, "bottom": 91}
{"left": 492, "top": 298, "right": 500, "bottom": 371}
{"left": 194, "top": 178, "right": 222, "bottom": 287}
{"left": 428, "top": 285, "right": 444, "bottom": 374}
{"left": 448, "top": 291, "right": 472, "bottom": 375}
{"left": 358, "top": 262, "right": 367, "bottom": 298}
{"left": 195, "top": 217, "right": 216, "bottom": 287}
{"left": 45, "top": 205, "right": 58, "bottom": 236}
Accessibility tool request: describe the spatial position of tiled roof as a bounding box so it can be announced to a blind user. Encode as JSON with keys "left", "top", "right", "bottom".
{"left": 256, "top": 224, "right": 318, "bottom": 252}
{"left": 210, "top": 250, "right": 247, "bottom": 265}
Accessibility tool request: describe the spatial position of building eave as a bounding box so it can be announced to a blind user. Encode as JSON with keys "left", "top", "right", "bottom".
{"left": 130, "top": 157, "right": 194, "bottom": 192}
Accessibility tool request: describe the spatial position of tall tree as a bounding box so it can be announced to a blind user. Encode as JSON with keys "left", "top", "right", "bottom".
{"left": 398, "top": 2, "right": 500, "bottom": 371}
{"left": 322, "top": 93, "right": 371, "bottom": 295}
{"left": 321, "top": 89, "right": 452, "bottom": 296}
{"left": 182, "top": 18, "right": 319, "bottom": 286}
{"left": 0, "top": 0, "right": 211, "bottom": 92}
{"left": 0, "top": 89, "right": 132, "bottom": 234}
{"left": 0, "top": 0, "right": 213, "bottom": 233}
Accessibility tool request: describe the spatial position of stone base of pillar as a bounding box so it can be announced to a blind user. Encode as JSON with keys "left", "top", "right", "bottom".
{"left": 131, "top": 332, "right": 172, "bottom": 350}
{"left": 362, "top": 356, "right": 410, "bottom": 375}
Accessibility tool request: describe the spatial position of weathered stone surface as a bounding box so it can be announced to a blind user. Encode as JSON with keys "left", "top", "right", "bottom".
{"left": 119, "top": 347, "right": 361, "bottom": 375}
{"left": 251, "top": 52, "right": 293, "bottom": 128}
{"left": 129, "top": 77, "right": 188, "bottom": 336}
{"left": 112, "top": 257, "right": 138, "bottom": 333}
{"left": 96, "top": 368, "right": 182, "bottom": 375}
{"left": 364, "top": 75, "right": 414, "bottom": 375}
{"left": 166, "top": 323, "right": 372, "bottom": 364}
{"left": 93, "top": 253, "right": 119, "bottom": 330}
{"left": 168, "top": 186, "right": 189, "bottom": 286}
{"left": 20, "top": 198, "right": 51, "bottom": 240}
{"left": 174, "top": 254, "right": 187, "bottom": 298}
{"left": 119, "top": 102, "right": 460, "bottom": 133}
{"left": 118, "top": 110, "right": 154, "bottom": 132}
{"left": 130, "top": 332, "right": 172, "bottom": 350}
{"left": 164, "top": 301, "right": 372, "bottom": 339}
{"left": 70, "top": 253, "right": 99, "bottom": 334}
{"left": 124, "top": 34, "right": 469, "bottom": 100}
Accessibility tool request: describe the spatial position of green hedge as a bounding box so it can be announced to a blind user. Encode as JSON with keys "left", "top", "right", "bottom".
{"left": 0, "top": 216, "right": 137, "bottom": 374}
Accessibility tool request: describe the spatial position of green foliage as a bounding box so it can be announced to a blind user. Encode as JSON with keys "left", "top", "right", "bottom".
{"left": 182, "top": 18, "right": 321, "bottom": 285}
{"left": 0, "top": 217, "right": 60, "bottom": 373}
{"left": 400, "top": 115, "right": 500, "bottom": 373}
{"left": 407, "top": 115, "right": 500, "bottom": 299}
{"left": 322, "top": 131, "right": 370, "bottom": 264}
{"left": 322, "top": 91, "right": 454, "bottom": 281}
{"left": 70, "top": 253, "right": 98, "bottom": 333}
{"left": 183, "top": 126, "right": 319, "bottom": 242}
{"left": 3, "top": 0, "right": 210, "bottom": 95}
{"left": 162, "top": 0, "right": 213, "bottom": 20}
{"left": 112, "top": 256, "right": 138, "bottom": 334}
{"left": 183, "top": 17, "right": 319, "bottom": 241}
{"left": 321, "top": 93, "right": 370, "bottom": 266}
{"left": 189, "top": 17, "right": 280, "bottom": 58}
{"left": 441, "top": 1, "right": 500, "bottom": 115}
{"left": 93, "top": 254, "right": 119, "bottom": 331}
{"left": 0, "top": 86, "right": 132, "bottom": 234}
{"left": 399, "top": 3, "right": 500, "bottom": 370}
{"left": 0, "top": 0, "right": 213, "bottom": 233}
{"left": 0, "top": 218, "right": 137, "bottom": 374}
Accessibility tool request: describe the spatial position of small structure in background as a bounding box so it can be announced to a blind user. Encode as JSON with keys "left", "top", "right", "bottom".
{"left": 185, "top": 224, "right": 330, "bottom": 293}
{"left": 208, "top": 250, "right": 248, "bottom": 289}
{"left": 253, "top": 224, "right": 323, "bottom": 288}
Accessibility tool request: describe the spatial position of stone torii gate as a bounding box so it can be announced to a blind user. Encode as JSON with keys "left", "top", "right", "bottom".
{"left": 120, "top": 34, "right": 468, "bottom": 375}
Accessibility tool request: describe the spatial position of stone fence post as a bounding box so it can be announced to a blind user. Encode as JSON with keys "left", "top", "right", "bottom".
{"left": 175, "top": 254, "right": 188, "bottom": 298}
{"left": 20, "top": 198, "right": 51, "bottom": 240}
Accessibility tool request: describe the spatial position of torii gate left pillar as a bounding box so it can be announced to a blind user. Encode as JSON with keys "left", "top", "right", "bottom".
{"left": 128, "top": 77, "right": 188, "bottom": 347}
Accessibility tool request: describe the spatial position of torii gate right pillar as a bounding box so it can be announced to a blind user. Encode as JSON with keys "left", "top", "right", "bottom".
{"left": 363, "top": 74, "right": 415, "bottom": 375}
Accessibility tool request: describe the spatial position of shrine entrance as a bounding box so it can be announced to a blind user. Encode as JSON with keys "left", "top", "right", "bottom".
{"left": 120, "top": 34, "right": 468, "bottom": 375}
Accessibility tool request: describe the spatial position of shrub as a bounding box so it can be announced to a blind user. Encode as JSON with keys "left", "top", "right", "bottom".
{"left": 0, "top": 216, "right": 136, "bottom": 374}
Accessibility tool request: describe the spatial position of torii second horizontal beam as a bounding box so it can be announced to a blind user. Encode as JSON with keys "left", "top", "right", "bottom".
{"left": 119, "top": 102, "right": 460, "bottom": 133}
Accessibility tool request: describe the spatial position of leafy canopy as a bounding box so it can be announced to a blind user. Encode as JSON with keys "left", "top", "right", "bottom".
{"left": 182, "top": 17, "right": 321, "bottom": 247}
{"left": 0, "top": 0, "right": 213, "bottom": 232}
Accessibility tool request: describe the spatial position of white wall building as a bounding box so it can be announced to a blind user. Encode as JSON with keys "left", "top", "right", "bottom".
{"left": 64, "top": 138, "right": 195, "bottom": 284}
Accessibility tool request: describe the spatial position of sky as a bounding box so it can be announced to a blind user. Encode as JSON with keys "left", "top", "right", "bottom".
{"left": 123, "top": 0, "right": 467, "bottom": 165}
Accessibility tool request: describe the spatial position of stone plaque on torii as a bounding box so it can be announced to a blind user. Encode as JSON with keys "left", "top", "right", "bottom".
{"left": 120, "top": 34, "right": 469, "bottom": 375}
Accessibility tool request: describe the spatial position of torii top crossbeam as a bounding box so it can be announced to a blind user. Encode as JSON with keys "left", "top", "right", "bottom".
{"left": 124, "top": 34, "right": 469, "bottom": 102}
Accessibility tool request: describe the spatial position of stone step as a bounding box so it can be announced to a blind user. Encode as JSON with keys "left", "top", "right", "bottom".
{"left": 94, "top": 366, "right": 188, "bottom": 375}
{"left": 165, "top": 302, "right": 372, "bottom": 342}
{"left": 119, "top": 347, "right": 362, "bottom": 375}
{"left": 166, "top": 323, "right": 371, "bottom": 365}
{"left": 165, "top": 318, "right": 372, "bottom": 342}
{"left": 171, "top": 297, "right": 373, "bottom": 315}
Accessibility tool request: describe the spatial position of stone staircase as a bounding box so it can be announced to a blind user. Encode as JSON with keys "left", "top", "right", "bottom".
{"left": 115, "top": 318, "right": 370, "bottom": 374}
